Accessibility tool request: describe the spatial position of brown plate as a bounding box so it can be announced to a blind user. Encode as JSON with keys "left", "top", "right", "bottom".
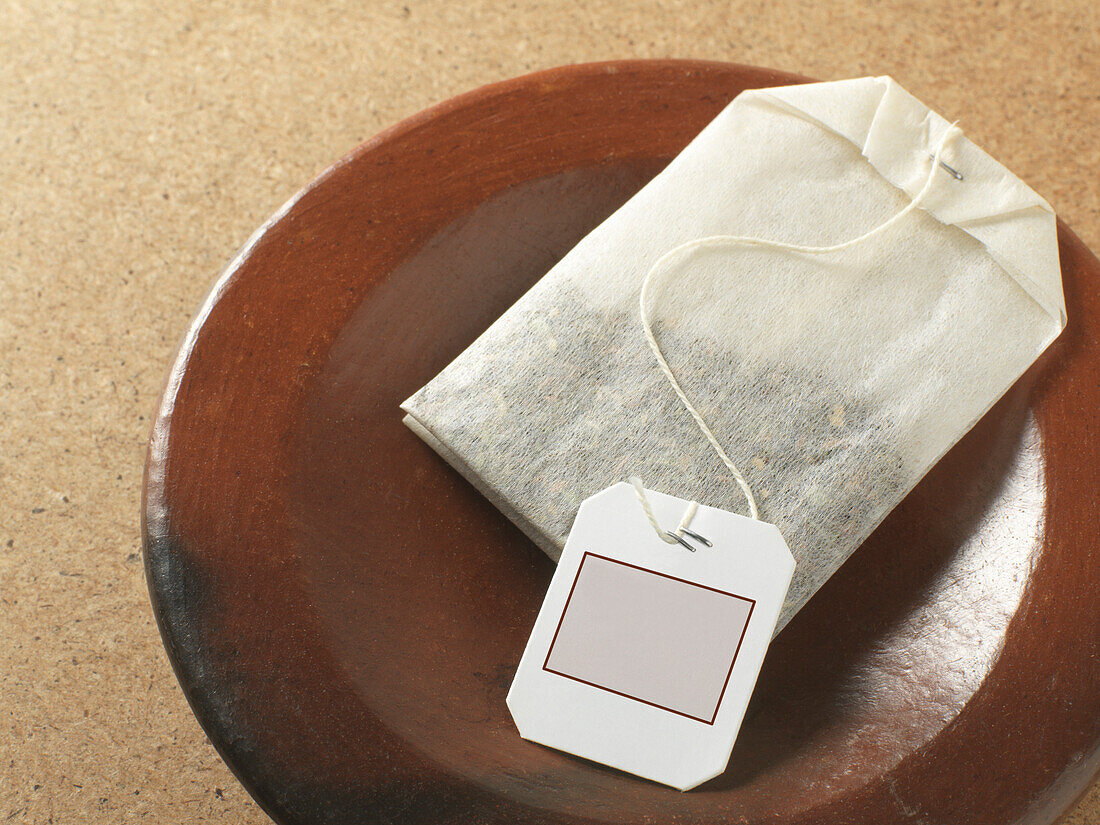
{"left": 143, "top": 60, "right": 1100, "bottom": 825}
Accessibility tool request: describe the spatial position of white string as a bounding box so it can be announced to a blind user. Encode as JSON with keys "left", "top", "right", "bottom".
{"left": 633, "top": 122, "right": 963, "bottom": 540}
{"left": 629, "top": 476, "right": 699, "bottom": 544}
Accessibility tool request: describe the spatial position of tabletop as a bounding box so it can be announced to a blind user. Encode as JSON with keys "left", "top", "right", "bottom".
{"left": 2, "top": 1, "right": 1097, "bottom": 823}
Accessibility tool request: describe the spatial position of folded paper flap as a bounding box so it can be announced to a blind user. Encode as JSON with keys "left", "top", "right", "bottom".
{"left": 744, "top": 76, "right": 1066, "bottom": 327}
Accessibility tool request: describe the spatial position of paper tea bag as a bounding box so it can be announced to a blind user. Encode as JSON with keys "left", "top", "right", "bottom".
{"left": 402, "top": 76, "right": 1065, "bottom": 634}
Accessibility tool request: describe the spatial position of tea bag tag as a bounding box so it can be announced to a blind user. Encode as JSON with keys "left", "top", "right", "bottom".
{"left": 507, "top": 481, "right": 794, "bottom": 791}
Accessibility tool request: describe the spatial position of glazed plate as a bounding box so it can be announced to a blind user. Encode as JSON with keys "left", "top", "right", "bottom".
{"left": 143, "top": 60, "right": 1100, "bottom": 825}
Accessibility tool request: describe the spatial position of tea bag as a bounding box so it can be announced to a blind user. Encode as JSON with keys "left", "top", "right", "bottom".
{"left": 401, "top": 76, "right": 1065, "bottom": 634}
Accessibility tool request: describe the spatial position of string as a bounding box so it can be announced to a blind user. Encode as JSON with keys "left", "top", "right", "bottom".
{"left": 629, "top": 476, "right": 698, "bottom": 545}
{"left": 633, "top": 122, "right": 963, "bottom": 541}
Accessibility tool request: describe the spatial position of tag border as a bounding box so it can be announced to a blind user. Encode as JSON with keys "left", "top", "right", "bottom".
{"left": 541, "top": 550, "right": 757, "bottom": 725}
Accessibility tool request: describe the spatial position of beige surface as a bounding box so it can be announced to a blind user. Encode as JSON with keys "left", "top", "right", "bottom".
{"left": 1, "top": 1, "right": 1097, "bottom": 822}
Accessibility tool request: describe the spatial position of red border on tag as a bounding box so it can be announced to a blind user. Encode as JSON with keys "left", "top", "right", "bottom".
{"left": 542, "top": 552, "right": 756, "bottom": 725}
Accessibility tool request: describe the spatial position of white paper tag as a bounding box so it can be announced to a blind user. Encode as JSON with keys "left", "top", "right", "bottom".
{"left": 507, "top": 481, "right": 795, "bottom": 791}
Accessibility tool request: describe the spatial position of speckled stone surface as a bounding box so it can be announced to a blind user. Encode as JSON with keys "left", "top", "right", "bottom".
{"left": 1, "top": 2, "right": 1097, "bottom": 823}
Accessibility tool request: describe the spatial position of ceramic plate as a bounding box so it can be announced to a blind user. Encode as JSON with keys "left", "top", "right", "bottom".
{"left": 143, "top": 60, "right": 1100, "bottom": 825}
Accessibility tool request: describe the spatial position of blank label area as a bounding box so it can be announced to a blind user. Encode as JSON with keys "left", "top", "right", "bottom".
{"left": 543, "top": 553, "right": 755, "bottom": 724}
